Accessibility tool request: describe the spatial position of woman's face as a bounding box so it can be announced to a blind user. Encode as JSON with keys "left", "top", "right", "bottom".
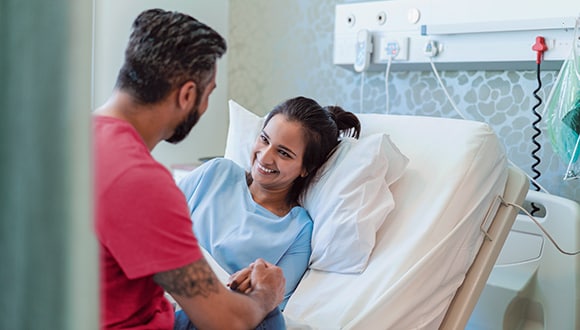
{"left": 250, "top": 114, "right": 308, "bottom": 192}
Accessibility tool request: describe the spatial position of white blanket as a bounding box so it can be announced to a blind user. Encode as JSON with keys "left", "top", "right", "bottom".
{"left": 201, "top": 115, "right": 507, "bottom": 329}
{"left": 283, "top": 115, "right": 507, "bottom": 329}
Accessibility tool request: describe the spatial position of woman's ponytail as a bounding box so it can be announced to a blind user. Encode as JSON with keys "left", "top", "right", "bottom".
{"left": 324, "top": 105, "right": 361, "bottom": 139}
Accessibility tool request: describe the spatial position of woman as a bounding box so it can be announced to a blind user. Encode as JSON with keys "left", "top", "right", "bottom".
{"left": 178, "top": 96, "right": 361, "bottom": 310}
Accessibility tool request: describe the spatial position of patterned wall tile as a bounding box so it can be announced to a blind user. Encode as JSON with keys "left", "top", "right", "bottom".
{"left": 229, "top": 0, "right": 579, "bottom": 202}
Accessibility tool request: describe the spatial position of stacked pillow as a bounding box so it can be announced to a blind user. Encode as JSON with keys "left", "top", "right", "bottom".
{"left": 224, "top": 100, "right": 409, "bottom": 273}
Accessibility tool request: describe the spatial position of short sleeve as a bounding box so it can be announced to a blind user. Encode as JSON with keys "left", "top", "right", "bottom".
{"left": 99, "top": 162, "right": 203, "bottom": 279}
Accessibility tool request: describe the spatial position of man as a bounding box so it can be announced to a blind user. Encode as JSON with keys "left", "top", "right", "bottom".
{"left": 93, "top": 9, "right": 286, "bottom": 329}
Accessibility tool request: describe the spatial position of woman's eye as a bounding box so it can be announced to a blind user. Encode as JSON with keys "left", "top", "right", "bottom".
{"left": 278, "top": 150, "right": 291, "bottom": 158}
{"left": 259, "top": 134, "right": 268, "bottom": 144}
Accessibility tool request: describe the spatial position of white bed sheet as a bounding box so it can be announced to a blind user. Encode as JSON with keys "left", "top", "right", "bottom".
{"left": 283, "top": 115, "right": 508, "bottom": 329}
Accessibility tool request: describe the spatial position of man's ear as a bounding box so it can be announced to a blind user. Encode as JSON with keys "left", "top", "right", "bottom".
{"left": 177, "top": 81, "right": 197, "bottom": 110}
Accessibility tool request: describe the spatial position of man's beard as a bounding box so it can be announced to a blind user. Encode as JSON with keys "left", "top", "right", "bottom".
{"left": 165, "top": 106, "right": 200, "bottom": 144}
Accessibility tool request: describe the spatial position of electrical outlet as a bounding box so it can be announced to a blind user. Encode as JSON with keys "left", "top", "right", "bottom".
{"left": 378, "top": 36, "right": 409, "bottom": 61}
{"left": 335, "top": 1, "right": 577, "bottom": 71}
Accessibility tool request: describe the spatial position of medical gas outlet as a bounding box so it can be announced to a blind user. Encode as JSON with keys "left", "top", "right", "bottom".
{"left": 423, "top": 40, "right": 441, "bottom": 57}
{"left": 334, "top": 0, "right": 578, "bottom": 71}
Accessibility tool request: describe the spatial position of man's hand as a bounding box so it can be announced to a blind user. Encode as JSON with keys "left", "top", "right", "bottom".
{"left": 228, "top": 259, "right": 285, "bottom": 311}
{"left": 248, "top": 259, "right": 285, "bottom": 310}
{"left": 155, "top": 258, "right": 285, "bottom": 329}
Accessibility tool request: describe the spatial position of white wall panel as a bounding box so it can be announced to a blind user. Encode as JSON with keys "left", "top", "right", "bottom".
{"left": 334, "top": 0, "right": 579, "bottom": 71}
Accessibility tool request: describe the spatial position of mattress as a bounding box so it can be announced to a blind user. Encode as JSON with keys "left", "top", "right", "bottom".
{"left": 282, "top": 115, "right": 508, "bottom": 329}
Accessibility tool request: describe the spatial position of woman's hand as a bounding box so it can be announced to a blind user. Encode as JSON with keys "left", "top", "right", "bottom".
{"left": 227, "top": 266, "right": 252, "bottom": 294}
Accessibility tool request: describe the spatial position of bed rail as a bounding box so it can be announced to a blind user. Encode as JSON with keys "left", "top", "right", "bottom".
{"left": 439, "top": 166, "right": 529, "bottom": 329}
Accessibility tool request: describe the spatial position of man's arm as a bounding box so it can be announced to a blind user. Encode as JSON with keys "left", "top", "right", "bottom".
{"left": 154, "top": 257, "right": 284, "bottom": 330}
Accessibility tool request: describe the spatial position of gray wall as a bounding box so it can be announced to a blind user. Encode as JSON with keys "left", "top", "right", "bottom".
{"left": 228, "top": 0, "right": 579, "bottom": 202}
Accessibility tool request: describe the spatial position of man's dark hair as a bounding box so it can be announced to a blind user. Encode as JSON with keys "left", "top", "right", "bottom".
{"left": 116, "top": 8, "right": 227, "bottom": 104}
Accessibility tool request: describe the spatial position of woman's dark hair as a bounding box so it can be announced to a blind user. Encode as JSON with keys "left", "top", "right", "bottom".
{"left": 262, "top": 96, "right": 361, "bottom": 206}
{"left": 115, "top": 9, "right": 227, "bottom": 104}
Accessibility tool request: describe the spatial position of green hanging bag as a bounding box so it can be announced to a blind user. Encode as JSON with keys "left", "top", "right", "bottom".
{"left": 544, "top": 19, "right": 580, "bottom": 180}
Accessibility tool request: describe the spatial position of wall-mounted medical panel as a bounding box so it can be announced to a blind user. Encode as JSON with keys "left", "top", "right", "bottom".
{"left": 334, "top": 0, "right": 579, "bottom": 71}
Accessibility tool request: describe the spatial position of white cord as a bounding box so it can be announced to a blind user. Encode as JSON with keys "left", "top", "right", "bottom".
{"left": 501, "top": 197, "right": 580, "bottom": 256}
{"left": 429, "top": 56, "right": 552, "bottom": 194}
{"left": 385, "top": 56, "right": 393, "bottom": 114}
{"left": 428, "top": 57, "right": 468, "bottom": 119}
{"left": 360, "top": 71, "right": 365, "bottom": 113}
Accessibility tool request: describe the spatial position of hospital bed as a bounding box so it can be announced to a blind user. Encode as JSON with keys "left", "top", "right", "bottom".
{"left": 211, "top": 101, "right": 530, "bottom": 329}
{"left": 468, "top": 189, "right": 580, "bottom": 329}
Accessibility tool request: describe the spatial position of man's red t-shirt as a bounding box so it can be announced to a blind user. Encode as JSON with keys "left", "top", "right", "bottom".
{"left": 93, "top": 116, "right": 203, "bottom": 329}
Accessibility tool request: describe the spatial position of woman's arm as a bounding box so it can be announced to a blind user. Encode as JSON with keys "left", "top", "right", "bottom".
{"left": 275, "top": 221, "right": 313, "bottom": 309}
{"left": 227, "top": 220, "right": 312, "bottom": 310}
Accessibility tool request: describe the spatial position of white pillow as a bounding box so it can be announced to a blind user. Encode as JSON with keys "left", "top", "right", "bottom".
{"left": 303, "top": 134, "right": 402, "bottom": 273}
{"left": 357, "top": 113, "right": 411, "bottom": 186}
{"left": 224, "top": 100, "right": 409, "bottom": 273}
{"left": 224, "top": 100, "right": 265, "bottom": 171}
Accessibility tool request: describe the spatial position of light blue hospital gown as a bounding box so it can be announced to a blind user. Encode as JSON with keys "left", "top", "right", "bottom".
{"left": 178, "top": 158, "right": 313, "bottom": 310}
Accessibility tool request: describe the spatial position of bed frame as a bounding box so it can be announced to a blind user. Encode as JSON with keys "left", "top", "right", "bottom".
{"left": 440, "top": 166, "right": 529, "bottom": 329}
{"left": 219, "top": 108, "right": 532, "bottom": 329}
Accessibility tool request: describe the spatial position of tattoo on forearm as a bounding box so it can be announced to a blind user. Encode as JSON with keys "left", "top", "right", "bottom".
{"left": 154, "top": 259, "right": 220, "bottom": 298}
